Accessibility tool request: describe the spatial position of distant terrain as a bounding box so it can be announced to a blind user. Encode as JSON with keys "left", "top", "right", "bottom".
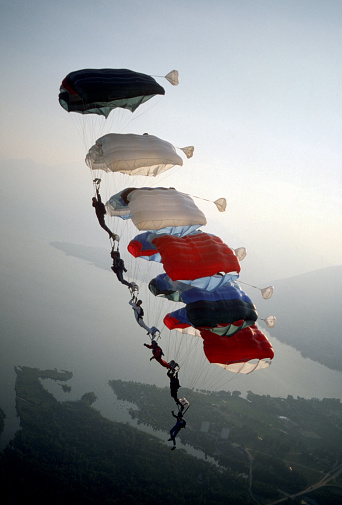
{"left": 1, "top": 367, "right": 341, "bottom": 504}
{"left": 263, "top": 265, "right": 342, "bottom": 373}
{"left": 50, "top": 242, "right": 342, "bottom": 373}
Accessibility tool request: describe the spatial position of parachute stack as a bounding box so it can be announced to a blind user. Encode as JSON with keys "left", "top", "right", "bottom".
{"left": 59, "top": 66, "right": 276, "bottom": 419}
{"left": 125, "top": 196, "right": 275, "bottom": 374}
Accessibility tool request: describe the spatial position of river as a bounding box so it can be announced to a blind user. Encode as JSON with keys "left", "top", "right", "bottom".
{"left": 1, "top": 237, "right": 341, "bottom": 449}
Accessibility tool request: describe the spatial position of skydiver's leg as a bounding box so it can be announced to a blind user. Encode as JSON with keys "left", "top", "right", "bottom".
{"left": 170, "top": 427, "right": 180, "bottom": 448}
{"left": 171, "top": 389, "right": 180, "bottom": 405}
{"left": 116, "top": 270, "right": 132, "bottom": 288}
{"left": 98, "top": 217, "right": 118, "bottom": 241}
{"left": 170, "top": 425, "right": 177, "bottom": 439}
{"left": 157, "top": 358, "right": 173, "bottom": 370}
{"left": 137, "top": 318, "right": 152, "bottom": 333}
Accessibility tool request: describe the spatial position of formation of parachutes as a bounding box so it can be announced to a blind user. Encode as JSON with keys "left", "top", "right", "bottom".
{"left": 59, "top": 67, "right": 276, "bottom": 398}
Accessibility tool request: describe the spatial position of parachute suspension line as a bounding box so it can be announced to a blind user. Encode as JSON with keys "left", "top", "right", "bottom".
{"left": 70, "top": 112, "right": 87, "bottom": 149}
{"left": 145, "top": 165, "right": 181, "bottom": 189}
{"left": 164, "top": 330, "right": 205, "bottom": 391}
{"left": 205, "top": 367, "right": 240, "bottom": 392}
{"left": 121, "top": 95, "right": 163, "bottom": 128}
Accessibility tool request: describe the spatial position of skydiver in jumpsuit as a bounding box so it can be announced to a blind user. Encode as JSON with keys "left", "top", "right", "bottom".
{"left": 92, "top": 187, "right": 118, "bottom": 242}
{"left": 168, "top": 410, "right": 186, "bottom": 450}
{"left": 129, "top": 296, "right": 153, "bottom": 334}
{"left": 167, "top": 369, "right": 183, "bottom": 410}
{"left": 143, "top": 341, "right": 172, "bottom": 370}
{"left": 110, "top": 249, "right": 133, "bottom": 288}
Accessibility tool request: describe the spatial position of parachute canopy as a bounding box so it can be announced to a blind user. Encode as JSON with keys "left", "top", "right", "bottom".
{"left": 107, "top": 187, "right": 207, "bottom": 231}
{"left": 150, "top": 232, "right": 241, "bottom": 281}
{"left": 59, "top": 68, "right": 165, "bottom": 117}
{"left": 201, "top": 325, "right": 274, "bottom": 374}
{"left": 86, "top": 134, "right": 184, "bottom": 176}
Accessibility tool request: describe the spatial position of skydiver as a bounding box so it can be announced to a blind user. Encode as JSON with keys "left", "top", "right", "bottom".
{"left": 143, "top": 340, "right": 172, "bottom": 370}
{"left": 167, "top": 369, "right": 183, "bottom": 410}
{"left": 110, "top": 248, "right": 133, "bottom": 288}
{"left": 168, "top": 410, "right": 186, "bottom": 450}
{"left": 92, "top": 187, "right": 118, "bottom": 242}
{"left": 129, "top": 296, "right": 153, "bottom": 334}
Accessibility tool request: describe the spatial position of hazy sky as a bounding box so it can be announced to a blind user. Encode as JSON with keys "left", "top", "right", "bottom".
{"left": 1, "top": 0, "right": 341, "bottom": 282}
{"left": 1, "top": 2, "right": 342, "bottom": 423}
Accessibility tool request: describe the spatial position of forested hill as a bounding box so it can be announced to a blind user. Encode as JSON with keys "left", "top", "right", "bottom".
{"left": 0, "top": 367, "right": 251, "bottom": 505}
{"left": 262, "top": 265, "right": 342, "bottom": 372}
{"left": 1, "top": 367, "right": 341, "bottom": 505}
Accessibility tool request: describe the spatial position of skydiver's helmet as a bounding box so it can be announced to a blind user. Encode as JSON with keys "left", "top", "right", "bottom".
{"left": 151, "top": 340, "right": 157, "bottom": 347}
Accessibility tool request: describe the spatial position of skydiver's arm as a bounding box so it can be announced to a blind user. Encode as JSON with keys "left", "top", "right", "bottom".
{"left": 144, "top": 343, "right": 153, "bottom": 349}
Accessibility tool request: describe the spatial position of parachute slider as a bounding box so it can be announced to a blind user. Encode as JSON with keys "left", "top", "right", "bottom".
{"left": 93, "top": 178, "right": 101, "bottom": 189}
{"left": 168, "top": 360, "right": 180, "bottom": 374}
{"left": 148, "top": 326, "right": 161, "bottom": 340}
{"left": 129, "top": 282, "right": 139, "bottom": 295}
{"left": 179, "top": 397, "right": 190, "bottom": 414}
